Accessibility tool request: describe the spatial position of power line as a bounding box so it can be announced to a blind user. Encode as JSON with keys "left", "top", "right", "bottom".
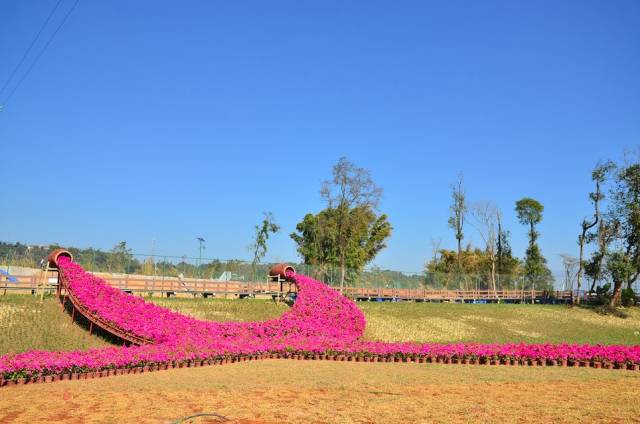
{"left": 0, "top": 0, "right": 65, "bottom": 99}
{"left": 1, "top": 0, "right": 80, "bottom": 107}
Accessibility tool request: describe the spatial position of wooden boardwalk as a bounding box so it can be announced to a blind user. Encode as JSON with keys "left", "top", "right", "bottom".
{"left": 1, "top": 271, "right": 573, "bottom": 303}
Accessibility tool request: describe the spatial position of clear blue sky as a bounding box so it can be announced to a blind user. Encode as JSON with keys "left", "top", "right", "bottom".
{"left": 1, "top": 1, "right": 639, "bottom": 275}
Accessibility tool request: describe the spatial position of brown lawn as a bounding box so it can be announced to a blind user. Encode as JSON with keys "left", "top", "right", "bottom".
{"left": 1, "top": 361, "right": 639, "bottom": 424}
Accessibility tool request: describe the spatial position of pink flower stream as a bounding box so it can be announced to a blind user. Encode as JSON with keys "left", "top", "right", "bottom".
{"left": 1, "top": 256, "right": 639, "bottom": 380}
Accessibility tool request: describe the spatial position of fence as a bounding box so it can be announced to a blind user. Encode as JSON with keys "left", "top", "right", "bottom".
{"left": 1, "top": 247, "right": 638, "bottom": 294}
{"left": 1, "top": 271, "right": 577, "bottom": 304}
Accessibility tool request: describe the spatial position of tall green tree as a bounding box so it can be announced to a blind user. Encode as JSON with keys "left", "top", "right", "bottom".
{"left": 495, "top": 212, "right": 520, "bottom": 285}
{"left": 319, "top": 157, "right": 385, "bottom": 289}
{"left": 448, "top": 173, "right": 466, "bottom": 271}
{"left": 108, "top": 241, "right": 133, "bottom": 274}
{"left": 249, "top": 212, "right": 280, "bottom": 281}
{"left": 576, "top": 161, "right": 614, "bottom": 303}
{"left": 515, "top": 197, "right": 553, "bottom": 289}
{"left": 605, "top": 160, "right": 640, "bottom": 304}
{"left": 606, "top": 251, "right": 634, "bottom": 306}
{"left": 291, "top": 205, "right": 392, "bottom": 286}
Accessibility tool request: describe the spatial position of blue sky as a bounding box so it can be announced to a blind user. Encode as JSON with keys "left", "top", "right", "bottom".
{"left": 1, "top": 0, "right": 638, "bottom": 274}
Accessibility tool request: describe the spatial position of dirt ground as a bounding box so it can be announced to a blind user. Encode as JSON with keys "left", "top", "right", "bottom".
{"left": 1, "top": 361, "right": 639, "bottom": 424}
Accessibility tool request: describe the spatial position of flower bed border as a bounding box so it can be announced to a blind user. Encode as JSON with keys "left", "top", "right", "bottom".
{"left": 1, "top": 351, "right": 639, "bottom": 387}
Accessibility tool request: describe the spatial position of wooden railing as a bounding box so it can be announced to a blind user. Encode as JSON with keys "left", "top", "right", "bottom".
{"left": 341, "top": 287, "right": 573, "bottom": 301}
{"left": 1, "top": 272, "right": 574, "bottom": 302}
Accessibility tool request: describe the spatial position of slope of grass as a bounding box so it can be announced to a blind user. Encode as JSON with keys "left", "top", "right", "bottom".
{"left": 1, "top": 294, "right": 639, "bottom": 356}
{"left": 151, "top": 296, "right": 288, "bottom": 322}
{"left": 359, "top": 302, "right": 640, "bottom": 345}
{"left": 0, "top": 294, "right": 110, "bottom": 355}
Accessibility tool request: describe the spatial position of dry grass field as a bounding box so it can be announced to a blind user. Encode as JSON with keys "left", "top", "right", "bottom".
{"left": 2, "top": 360, "right": 640, "bottom": 423}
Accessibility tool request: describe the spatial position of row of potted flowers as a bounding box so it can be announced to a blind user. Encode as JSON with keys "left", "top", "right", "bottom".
{"left": 3, "top": 349, "right": 639, "bottom": 386}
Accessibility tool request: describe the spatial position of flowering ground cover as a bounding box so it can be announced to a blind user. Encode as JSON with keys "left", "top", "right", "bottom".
{"left": 1, "top": 257, "right": 639, "bottom": 382}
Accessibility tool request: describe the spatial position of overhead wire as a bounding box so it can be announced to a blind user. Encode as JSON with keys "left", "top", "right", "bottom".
{"left": 1, "top": 0, "right": 80, "bottom": 107}
{"left": 0, "top": 0, "right": 65, "bottom": 99}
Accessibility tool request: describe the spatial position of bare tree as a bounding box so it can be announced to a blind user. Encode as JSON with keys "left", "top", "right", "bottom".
{"left": 448, "top": 173, "right": 466, "bottom": 271}
{"left": 470, "top": 201, "right": 499, "bottom": 297}
{"left": 559, "top": 254, "right": 579, "bottom": 292}
{"left": 320, "top": 157, "right": 383, "bottom": 290}
{"left": 430, "top": 237, "right": 442, "bottom": 264}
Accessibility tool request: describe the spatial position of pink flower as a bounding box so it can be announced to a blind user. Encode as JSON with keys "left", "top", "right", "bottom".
{"left": 1, "top": 256, "right": 638, "bottom": 380}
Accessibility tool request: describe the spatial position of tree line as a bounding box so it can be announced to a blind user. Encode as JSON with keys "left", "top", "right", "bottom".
{"left": 2, "top": 153, "right": 638, "bottom": 300}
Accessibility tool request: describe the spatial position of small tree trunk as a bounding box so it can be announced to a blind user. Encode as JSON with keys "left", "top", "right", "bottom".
{"left": 610, "top": 281, "right": 623, "bottom": 307}
{"left": 491, "top": 259, "right": 497, "bottom": 299}
{"left": 576, "top": 234, "right": 585, "bottom": 305}
{"left": 589, "top": 277, "right": 598, "bottom": 293}
{"left": 339, "top": 258, "right": 346, "bottom": 292}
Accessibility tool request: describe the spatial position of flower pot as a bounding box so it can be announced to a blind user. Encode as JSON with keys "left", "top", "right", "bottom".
{"left": 593, "top": 362, "right": 602, "bottom": 369}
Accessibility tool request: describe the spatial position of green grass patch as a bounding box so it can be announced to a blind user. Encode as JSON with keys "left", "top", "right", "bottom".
{"left": 150, "top": 296, "right": 288, "bottom": 322}
{"left": 0, "top": 294, "right": 110, "bottom": 355}
{"left": 359, "top": 302, "right": 640, "bottom": 344}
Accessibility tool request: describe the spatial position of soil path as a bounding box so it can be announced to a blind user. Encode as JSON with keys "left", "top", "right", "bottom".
{"left": 1, "top": 361, "right": 639, "bottom": 423}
